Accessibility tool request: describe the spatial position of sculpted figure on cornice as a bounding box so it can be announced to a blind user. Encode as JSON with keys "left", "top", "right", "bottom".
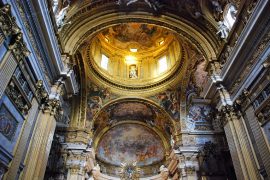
{"left": 117, "top": 0, "right": 163, "bottom": 12}
{"left": 0, "top": 4, "right": 20, "bottom": 37}
{"left": 56, "top": 4, "right": 70, "bottom": 28}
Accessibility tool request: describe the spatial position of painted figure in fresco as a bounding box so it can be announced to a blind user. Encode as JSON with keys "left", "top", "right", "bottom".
{"left": 156, "top": 89, "right": 180, "bottom": 120}
{"left": 97, "top": 124, "right": 164, "bottom": 166}
{"left": 129, "top": 64, "right": 138, "bottom": 79}
{"left": 86, "top": 84, "right": 111, "bottom": 128}
{"left": 187, "top": 104, "right": 213, "bottom": 131}
{"left": 0, "top": 116, "right": 12, "bottom": 136}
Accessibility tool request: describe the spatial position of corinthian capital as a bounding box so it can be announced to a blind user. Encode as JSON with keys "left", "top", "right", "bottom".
{"left": 220, "top": 104, "right": 241, "bottom": 125}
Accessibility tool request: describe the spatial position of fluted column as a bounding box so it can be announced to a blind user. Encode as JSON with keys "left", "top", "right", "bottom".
{"left": 0, "top": 52, "right": 17, "bottom": 98}
{"left": 245, "top": 106, "right": 270, "bottom": 177}
{"left": 215, "top": 84, "right": 261, "bottom": 179}
{"left": 33, "top": 108, "right": 57, "bottom": 179}
{"left": 22, "top": 100, "right": 58, "bottom": 180}
{"left": 221, "top": 105, "right": 260, "bottom": 179}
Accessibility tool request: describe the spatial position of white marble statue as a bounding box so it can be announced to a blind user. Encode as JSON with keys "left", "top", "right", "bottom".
{"left": 117, "top": 0, "right": 160, "bottom": 11}
{"left": 56, "top": 5, "right": 69, "bottom": 28}
{"left": 216, "top": 21, "right": 229, "bottom": 39}
{"left": 159, "top": 165, "right": 168, "bottom": 172}
{"left": 52, "top": 0, "right": 58, "bottom": 14}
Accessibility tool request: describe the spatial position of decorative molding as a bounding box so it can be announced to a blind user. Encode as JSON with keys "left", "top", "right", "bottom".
{"left": 229, "top": 31, "right": 270, "bottom": 95}
{"left": 35, "top": 80, "right": 49, "bottom": 105}
{"left": 220, "top": 104, "right": 241, "bottom": 126}
{"left": 35, "top": 80, "right": 62, "bottom": 115}
{"left": 5, "top": 80, "right": 31, "bottom": 116}
{"left": 15, "top": 0, "right": 52, "bottom": 86}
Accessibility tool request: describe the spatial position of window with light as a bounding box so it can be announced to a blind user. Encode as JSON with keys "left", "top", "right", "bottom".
{"left": 158, "top": 56, "right": 167, "bottom": 73}
{"left": 101, "top": 54, "right": 109, "bottom": 70}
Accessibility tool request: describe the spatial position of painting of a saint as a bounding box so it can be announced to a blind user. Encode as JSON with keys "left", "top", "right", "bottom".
{"left": 129, "top": 64, "right": 138, "bottom": 79}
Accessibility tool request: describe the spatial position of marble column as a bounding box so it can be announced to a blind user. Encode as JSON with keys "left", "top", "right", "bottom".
{"left": 33, "top": 109, "right": 57, "bottom": 179}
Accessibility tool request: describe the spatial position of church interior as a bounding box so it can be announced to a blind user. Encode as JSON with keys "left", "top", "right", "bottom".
{"left": 0, "top": 0, "right": 270, "bottom": 179}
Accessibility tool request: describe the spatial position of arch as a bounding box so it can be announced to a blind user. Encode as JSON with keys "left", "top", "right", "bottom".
{"left": 91, "top": 97, "right": 180, "bottom": 141}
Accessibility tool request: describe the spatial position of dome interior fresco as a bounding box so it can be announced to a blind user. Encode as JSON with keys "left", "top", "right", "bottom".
{"left": 98, "top": 23, "right": 174, "bottom": 55}
{"left": 85, "top": 23, "right": 194, "bottom": 96}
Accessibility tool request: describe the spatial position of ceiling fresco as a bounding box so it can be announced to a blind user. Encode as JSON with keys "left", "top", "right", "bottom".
{"left": 99, "top": 23, "right": 173, "bottom": 53}
{"left": 92, "top": 101, "right": 174, "bottom": 139}
{"left": 86, "top": 82, "right": 119, "bottom": 128}
{"left": 96, "top": 123, "right": 165, "bottom": 166}
{"left": 110, "top": 102, "right": 155, "bottom": 121}
{"left": 150, "top": 88, "right": 180, "bottom": 121}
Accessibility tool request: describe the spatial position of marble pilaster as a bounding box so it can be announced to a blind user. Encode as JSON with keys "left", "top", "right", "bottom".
{"left": 221, "top": 105, "right": 261, "bottom": 179}
{"left": 4, "top": 99, "right": 39, "bottom": 180}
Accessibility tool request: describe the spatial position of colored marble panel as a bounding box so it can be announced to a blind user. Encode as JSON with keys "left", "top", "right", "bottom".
{"left": 96, "top": 123, "right": 165, "bottom": 166}
{"left": 0, "top": 104, "right": 18, "bottom": 141}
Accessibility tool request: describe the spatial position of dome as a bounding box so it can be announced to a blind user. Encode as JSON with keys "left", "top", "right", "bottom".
{"left": 85, "top": 23, "right": 187, "bottom": 96}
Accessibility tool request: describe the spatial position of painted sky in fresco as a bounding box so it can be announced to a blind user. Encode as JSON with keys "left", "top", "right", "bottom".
{"left": 96, "top": 123, "right": 165, "bottom": 166}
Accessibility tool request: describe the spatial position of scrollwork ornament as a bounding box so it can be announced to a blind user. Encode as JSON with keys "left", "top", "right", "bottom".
{"left": 234, "top": 88, "right": 250, "bottom": 110}
{"left": 44, "top": 98, "right": 61, "bottom": 115}
{"left": 5, "top": 81, "right": 30, "bottom": 115}
{"left": 35, "top": 80, "right": 49, "bottom": 106}
{"left": 0, "top": 4, "right": 20, "bottom": 37}
{"left": 8, "top": 32, "right": 30, "bottom": 61}
{"left": 220, "top": 105, "right": 241, "bottom": 126}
